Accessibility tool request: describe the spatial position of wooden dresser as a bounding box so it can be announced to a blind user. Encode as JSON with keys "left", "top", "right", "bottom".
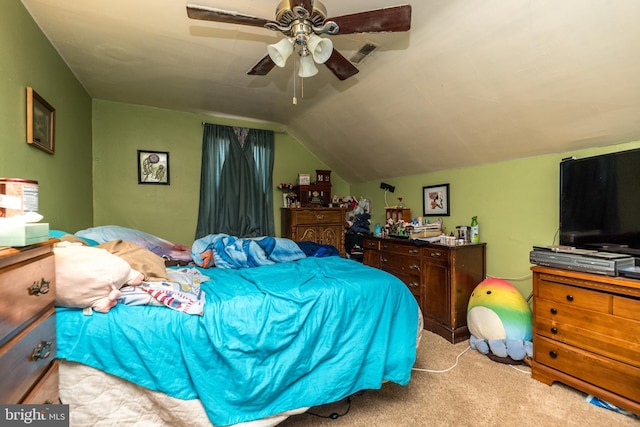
{"left": 531, "top": 266, "right": 640, "bottom": 415}
{"left": 0, "top": 239, "right": 59, "bottom": 404}
{"left": 363, "top": 236, "right": 486, "bottom": 343}
{"left": 281, "top": 208, "right": 347, "bottom": 257}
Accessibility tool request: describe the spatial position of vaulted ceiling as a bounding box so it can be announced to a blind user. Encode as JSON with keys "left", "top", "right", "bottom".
{"left": 21, "top": 0, "right": 640, "bottom": 182}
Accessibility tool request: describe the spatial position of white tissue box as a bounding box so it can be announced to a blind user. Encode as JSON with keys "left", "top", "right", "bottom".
{"left": 0, "top": 223, "right": 49, "bottom": 246}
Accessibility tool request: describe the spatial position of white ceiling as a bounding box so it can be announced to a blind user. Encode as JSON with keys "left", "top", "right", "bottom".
{"left": 21, "top": 0, "right": 640, "bottom": 182}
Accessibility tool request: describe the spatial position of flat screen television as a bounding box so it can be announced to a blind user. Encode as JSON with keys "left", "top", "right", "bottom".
{"left": 559, "top": 148, "right": 640, "bottom": 257}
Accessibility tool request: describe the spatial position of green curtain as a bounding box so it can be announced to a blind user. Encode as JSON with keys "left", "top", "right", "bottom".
{"left": 195, "top": 123, "right": 275, "bottom": 239}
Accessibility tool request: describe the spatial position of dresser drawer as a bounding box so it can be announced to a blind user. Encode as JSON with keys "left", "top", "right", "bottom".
{"left": 293, "top": 209, "right": 343, "bottom": 225}
{"left": 536, "top": 280, "right": 610, "bottom": 313}
{"left": 535, "top": 312, "right": 640, "bottom": 367}
{"left": 362, "top": 238, "right": 379, "bottom": 251}
{"left": 0, "top": 254, "right": 55, "bottom": 345}
{"left": 535, "top": 298, "right": 640, "bottom": 345}
{"left": 422, "top": 247, "right": 449, "bottom": 266}
{"left": 380, "top": 252, "right": 421, "bottom": 278}
{"left": 534, "top": 335, "right": 640, "bottom": 402}
{"left": 0, "top": 309, "right": 57, "bottom": 403}
{"left": 613, "top": 294, "right": 640, "bottom": 321}
{"left": 380, "top": 241, "right": 420, "bottom": 256}
{"left": 394, "top": 272, "right": 423, "bottom": 304}
{"left": 21, "top": 361, "right": 60, "bottom": 404}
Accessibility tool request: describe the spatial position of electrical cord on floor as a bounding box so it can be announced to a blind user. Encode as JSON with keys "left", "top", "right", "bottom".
{"left": 411, "top": 345, "right": 472, "bottom": 373}
{"left": 307, "top": 395, "right": 353, "bottom": 420}
{"left": 411, "top": 345, "right": 532, "bottom": 375}
{"left": 509, "top": 364, "right": 532, "bottom": 374}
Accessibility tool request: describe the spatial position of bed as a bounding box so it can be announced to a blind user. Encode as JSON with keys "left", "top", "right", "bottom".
{"left": 53, "top": 230, "right": 421, "bottom": 426}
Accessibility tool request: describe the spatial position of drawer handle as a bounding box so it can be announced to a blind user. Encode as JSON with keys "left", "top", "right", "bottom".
{"left": 315, "top": 214, "right": 325, "bottom": 220}
{"left": 29, "top": 278, "right": 50, "bottom": 296}
{"left": 409, "top": 264, "right": 420, "bottom": 271}
{"left": 31, "top": 340, "right": 52, "bottom": 361}
{"left": 566, "top": 295, "right": 574, "bottom": 302}
{"left": 551, "top": 327, "right": 558, "bottom": 334}
{"left": 550, "top": 308, "right": 557, "bottom": 315}
{"left": 381, "top": 257, "right": 388, "bottom": 263}
{"left": 408, "top": 282, "right": 419, "bottom": 288}
{"left": 549, "top": 351, "right": 558, "bottom": 359}
{"left": 408, "top": 249, "right": 418, "bottom": 255}
{"left": 430, "top": 252, "right": 441, "bottom": 257}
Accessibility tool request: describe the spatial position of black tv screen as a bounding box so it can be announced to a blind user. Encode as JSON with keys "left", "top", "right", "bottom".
{"left": 559, "top": 148, "right": 640, "bottom": 256}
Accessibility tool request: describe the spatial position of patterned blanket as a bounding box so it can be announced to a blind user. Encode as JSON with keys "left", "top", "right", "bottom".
{"left": 190, "top": 234, "right": 306, "bottom": 268}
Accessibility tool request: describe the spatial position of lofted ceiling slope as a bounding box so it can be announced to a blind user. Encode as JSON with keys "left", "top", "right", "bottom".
{"left": 20, "top": 0, "right": 640, "bottom": 182}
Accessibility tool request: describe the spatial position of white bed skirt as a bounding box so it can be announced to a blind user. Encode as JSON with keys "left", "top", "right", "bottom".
{"left": 59, "top": 360, "right": 308, "bottom": 427}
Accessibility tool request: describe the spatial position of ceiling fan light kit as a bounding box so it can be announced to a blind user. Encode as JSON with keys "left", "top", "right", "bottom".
{"left": 267, "top": 38, "right": 294, "bottom": 68}
{"left": 186, "top": 1, "right": 412, "bottom": 83}
{"left": 298, "top": 54, "right": 319, "bottom": 78}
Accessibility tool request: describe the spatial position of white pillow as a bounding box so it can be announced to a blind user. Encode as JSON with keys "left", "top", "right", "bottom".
{"left": 54, "top": 243, "right": 143, "bottom": 313}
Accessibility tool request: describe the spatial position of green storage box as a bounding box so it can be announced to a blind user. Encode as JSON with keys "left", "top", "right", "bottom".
{"left": 0, "top": 223, "right": 49, "bottom": 246}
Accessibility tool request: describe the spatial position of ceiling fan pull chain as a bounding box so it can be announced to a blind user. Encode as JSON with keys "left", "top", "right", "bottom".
{"left": 293, "top": 57, "right": 298, "bottom": 105}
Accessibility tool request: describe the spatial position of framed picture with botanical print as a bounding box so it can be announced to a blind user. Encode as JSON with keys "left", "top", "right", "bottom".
{"left": 423, "top": 183, "right": 450, "bottom": 216}
{"left": 138, "top": 150, "right": 170, "bottom": 185}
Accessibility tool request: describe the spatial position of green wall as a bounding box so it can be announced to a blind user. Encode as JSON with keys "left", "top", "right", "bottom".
{"left": 6, "top": 1, "right": 640, "bottom": 301}
{"left": 91, "top": 100, "right": 348, "bottom": 246}
{"left": 352, "top": 140, "right": 640, "bottom": 297}
{"left": 0, "top": 1, "right": 93, "bottom": 231}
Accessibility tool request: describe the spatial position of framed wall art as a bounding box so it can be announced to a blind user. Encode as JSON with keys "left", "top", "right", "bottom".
{"left": 423, "top": 183, "right": 450, "bottom": 216}
{"left": 26, "top": 87, "right": 56, "bottom": 154}
{"left": 138, "top": 150, "right": 170, "bottom": 185}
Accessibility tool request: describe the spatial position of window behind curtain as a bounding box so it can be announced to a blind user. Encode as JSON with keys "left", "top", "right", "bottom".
{"left": 195, "top": 123, "right": 275, "bottom": 239}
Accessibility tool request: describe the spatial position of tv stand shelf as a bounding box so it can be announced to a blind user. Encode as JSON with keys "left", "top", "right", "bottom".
{"left": 531, "top": 266, "right": 640, "bottom": 415}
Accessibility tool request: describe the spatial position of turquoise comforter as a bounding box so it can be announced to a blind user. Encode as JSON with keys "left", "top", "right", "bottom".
{"left": 56, "top": 256, "right": 419, "bottom": 426}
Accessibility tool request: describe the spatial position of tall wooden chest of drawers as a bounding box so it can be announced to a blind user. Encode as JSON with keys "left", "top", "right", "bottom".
{"left": 363, "top": 237, "right": 486, "bottom": 343}
{"left": 281, "top": 208, "right": 346, "bottom": 257}
{"left": 531, "top": 266, "right": 640, "bottom": 415}
{"left": 0, "top": 239, "right": 58, "bottom": 404}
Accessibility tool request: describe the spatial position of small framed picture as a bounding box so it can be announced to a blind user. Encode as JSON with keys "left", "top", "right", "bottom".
{"left": 138, "top": 150, "right": 170, "bottom": 185}
{"left": 423, "top": 183, "right": 450, "bottom": 216}
{"left": 26, "top": 87, "right": 56, "bottom": 154}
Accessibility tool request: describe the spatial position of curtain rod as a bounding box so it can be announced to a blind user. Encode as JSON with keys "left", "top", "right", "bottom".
{"left": 201, "top": 122, "right": 286, "bottom": 134}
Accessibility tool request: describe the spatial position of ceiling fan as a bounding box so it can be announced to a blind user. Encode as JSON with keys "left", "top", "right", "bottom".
{"left": 186, "top": 1, "right": 412, "bottom": 81}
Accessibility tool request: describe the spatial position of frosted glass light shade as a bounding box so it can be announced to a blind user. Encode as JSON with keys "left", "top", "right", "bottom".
{"left": 306, "top": 34, "right": 333, "bottom": 64}
{"left": 298, "top": 55, "right": 319, "bottom": 77}
{"left": 267, "top": 38, "right": 294, "bottom": 68}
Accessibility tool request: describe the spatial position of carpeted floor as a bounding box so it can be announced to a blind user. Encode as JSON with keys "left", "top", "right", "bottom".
{"left": 279, "top": 331, "right": 639, "bottom": 426}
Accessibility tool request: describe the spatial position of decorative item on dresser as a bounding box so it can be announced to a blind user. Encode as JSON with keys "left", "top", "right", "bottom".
{"left": 281, "top": 207, "right": 347, "bottom": 257}
{"left": 363, "top": 236, "right": 486, "bottom": 343}
{"left": 385, "top": 207, "right": 411, "bottom": 223}
{"left": 0, "top": 239, "right": 59, "bottom": 404}
{"left": 292, "top": 170, "right": 332, "bottom": 207}
{"left": 531, "top": 266, "right": 640, "bottom": 416}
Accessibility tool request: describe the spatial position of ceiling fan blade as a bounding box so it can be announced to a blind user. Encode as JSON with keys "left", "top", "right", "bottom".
{"left": 247, "top": 55, "right": 277, "bottom": 76}
{"left": 186, "top": 4, "right": 277, "bottom": 29}
{"left": 326, "top": 5, "right": 412, "bottom": 34}
{"left": 324, "top": 50, "right": 359, "bottom": 81}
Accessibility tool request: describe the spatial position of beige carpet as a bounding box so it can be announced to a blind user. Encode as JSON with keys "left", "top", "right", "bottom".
{"left": 279, "top": 331, "right": 639, "bottom": 427}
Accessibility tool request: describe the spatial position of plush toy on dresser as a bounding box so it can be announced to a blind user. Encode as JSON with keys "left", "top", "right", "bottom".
{"left": 467, "top": 278, "right": 533, "bottom": 364}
